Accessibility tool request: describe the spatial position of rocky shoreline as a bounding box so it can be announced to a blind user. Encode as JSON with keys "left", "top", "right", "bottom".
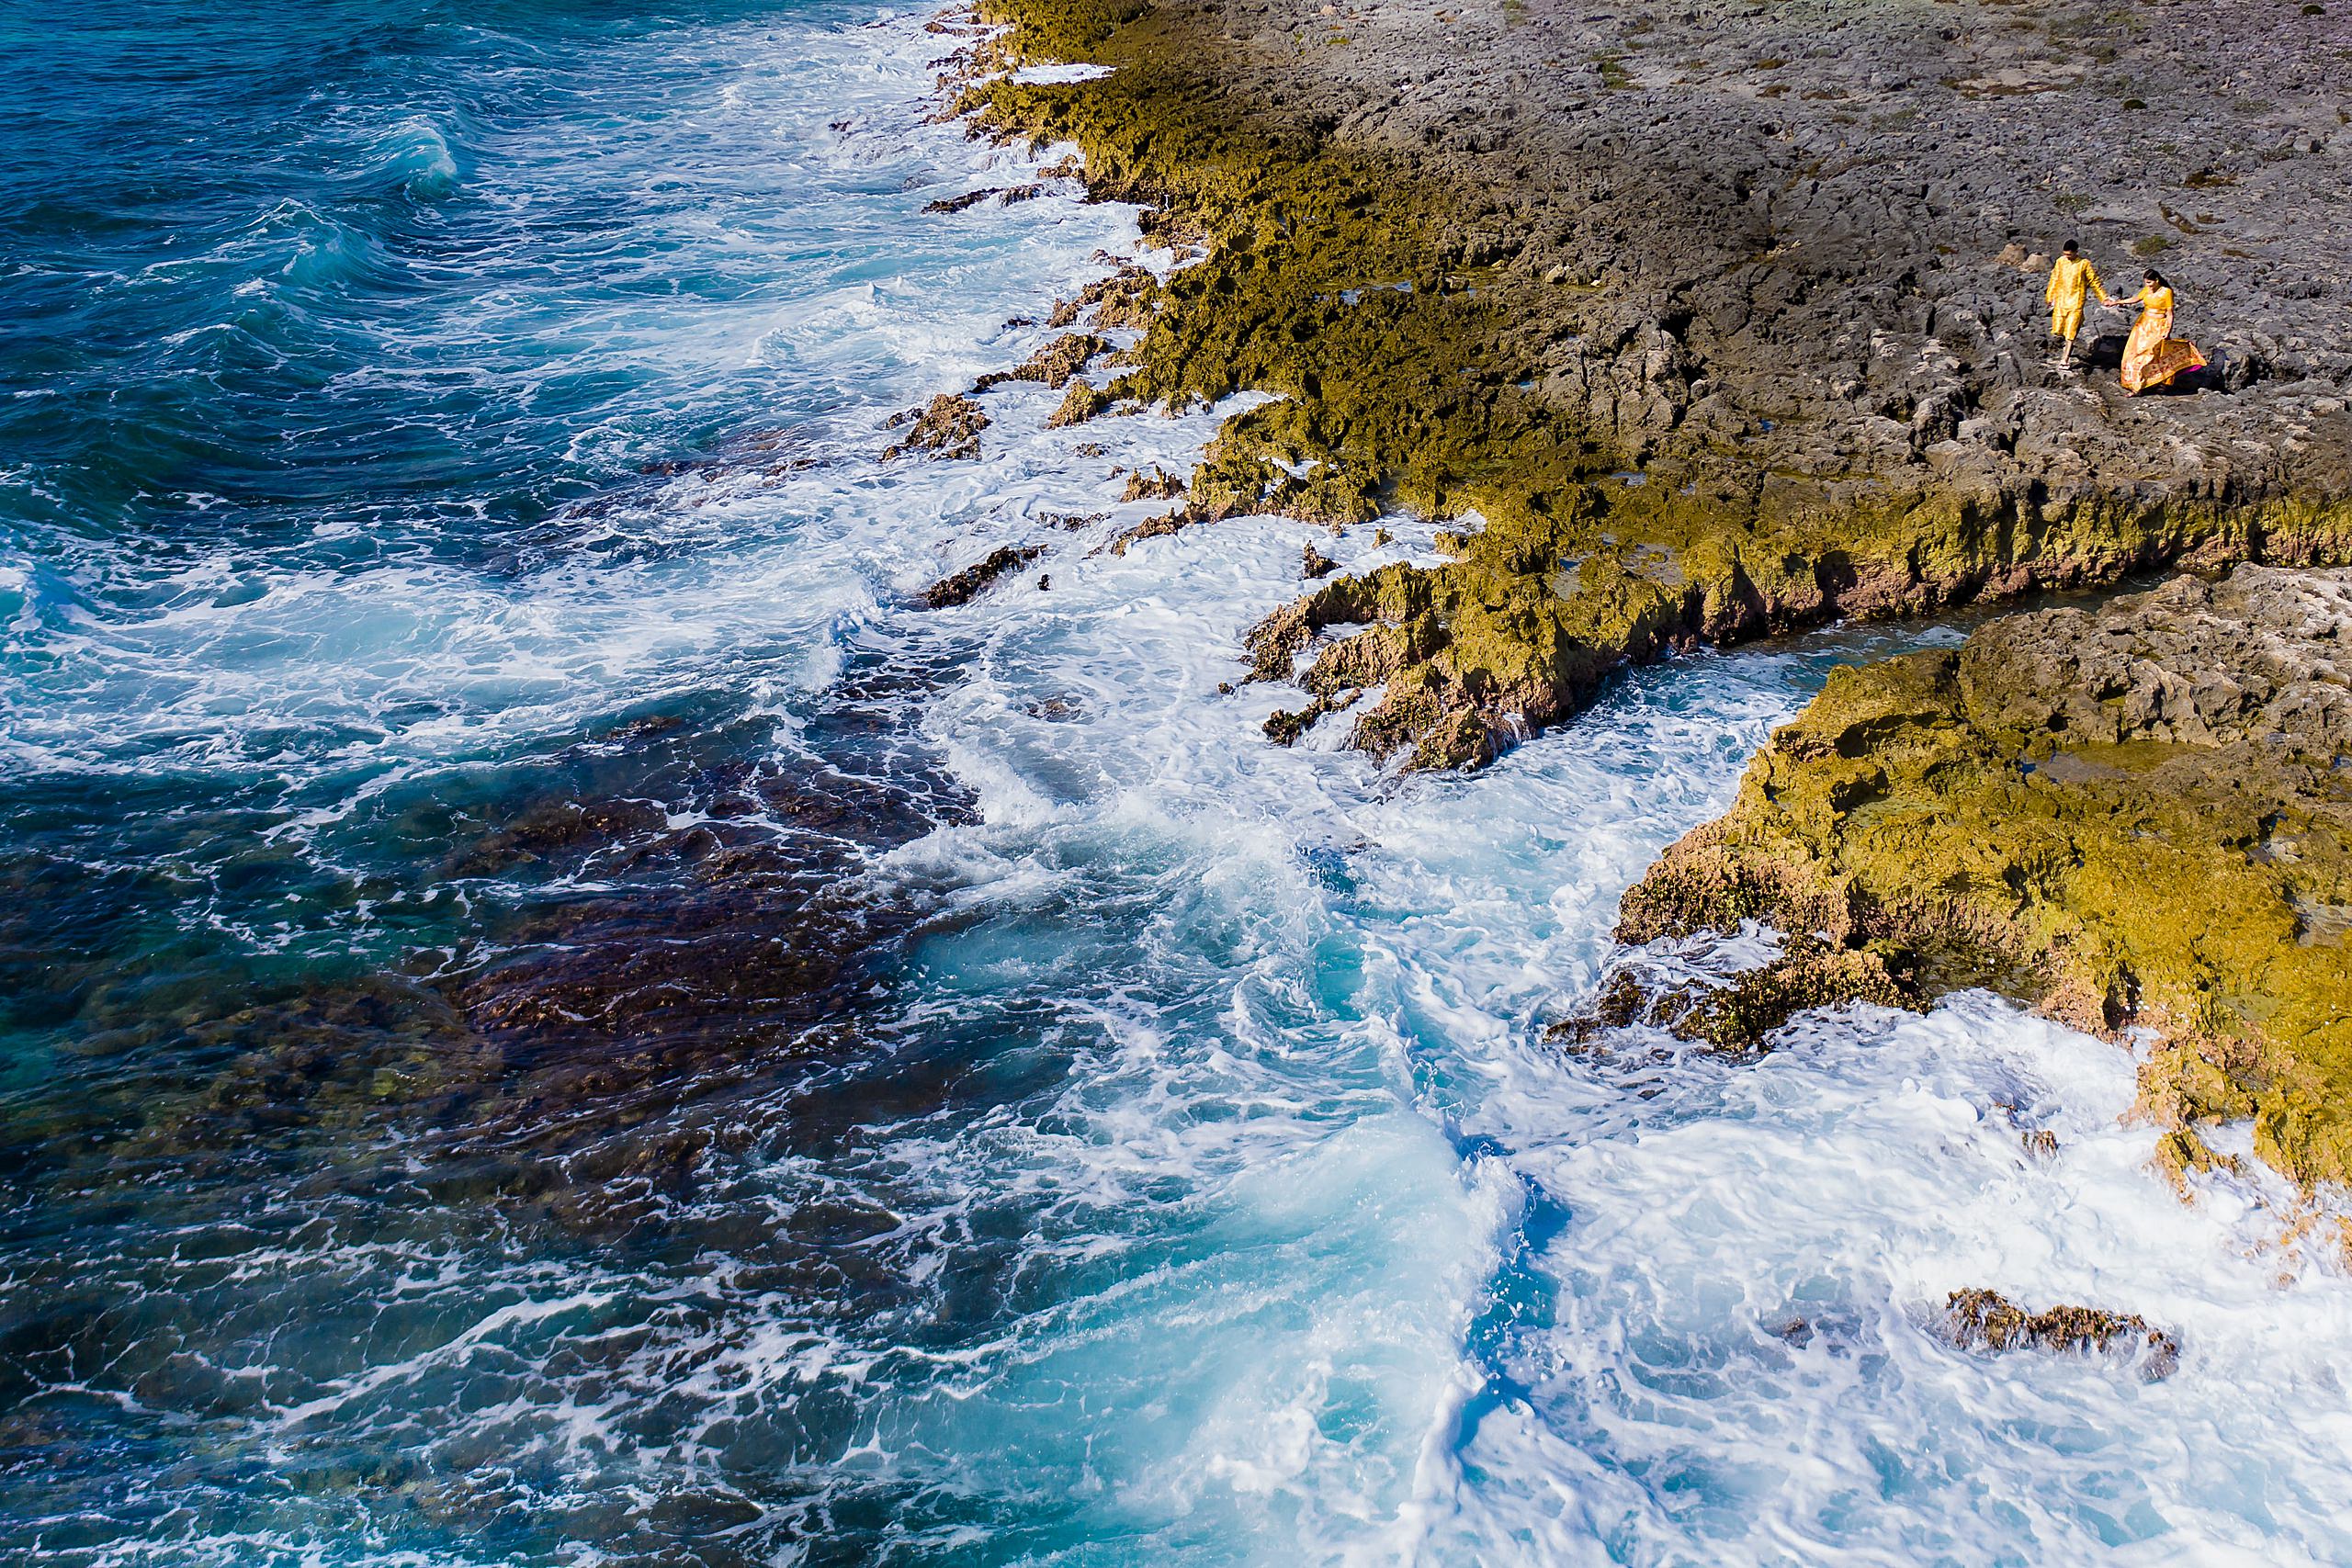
{"left": 950, "top": 0, "right": 2349, "bottom": 764}
{"left": 932, "top": 0, "right": 2352, "bottom": 1204}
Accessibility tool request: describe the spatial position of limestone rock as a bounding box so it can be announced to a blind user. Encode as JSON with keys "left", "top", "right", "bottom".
{"left": 882, "top": 393, "right": 989, "bottom": 461}
{"left": 968, "top": 0, "right": 2352, "bottom": 767}
{"left": 1619, "top": 566, "right": 2352, "bottom": 1192}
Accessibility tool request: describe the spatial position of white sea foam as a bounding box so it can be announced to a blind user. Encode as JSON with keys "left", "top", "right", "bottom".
{"left": 1009, "top": 62, "right": 1117, "bottom": 84}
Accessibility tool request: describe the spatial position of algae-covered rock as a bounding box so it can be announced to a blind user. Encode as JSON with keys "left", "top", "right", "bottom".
{"left": 1943, "top": 1289, "right": 2180, "bottom": 1381}
{"left": 1549, "top": 936, "right": 1922, "bottom": 1057}
{"left": 882, "top": 392, "right": 989, "bottom": 461}
{"left": 1046, "top": 378, "right": 1110, "bottom": 430}
{"left": 973, "top": 332, "right": 1108, "bottom": 393}
{"left": 1621, "top": 566, "right": 2352, "bottom": 1192}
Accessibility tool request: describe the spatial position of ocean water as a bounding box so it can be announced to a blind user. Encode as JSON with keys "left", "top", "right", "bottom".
{"left": 4, "top": 3, "right": 2350, "bottom": 1564}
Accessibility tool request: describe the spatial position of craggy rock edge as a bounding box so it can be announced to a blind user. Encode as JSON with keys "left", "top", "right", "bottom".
{"left": 1944, "top": 1289, "right": 2180, "bottom": 1381}
{"left": 1616, "top": 566, "right": 2352, "bottom": 1195}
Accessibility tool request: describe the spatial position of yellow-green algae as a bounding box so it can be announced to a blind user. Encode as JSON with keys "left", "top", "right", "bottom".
{"left": 961, "top": 0, "right": 2352, "bottom": 768}
{"left": 1618, "top": 570, "right": 2352, "bottom": 1194}
{"left": 1550, "top": 937, "right": 1917, "bottom": 1058}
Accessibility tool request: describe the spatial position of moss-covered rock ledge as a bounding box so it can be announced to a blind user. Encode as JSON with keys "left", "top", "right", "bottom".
{"left": 1617, "top": 565, "right": 2352, "bottom": 1193}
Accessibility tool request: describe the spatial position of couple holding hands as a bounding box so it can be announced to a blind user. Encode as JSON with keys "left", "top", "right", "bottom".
{"left": 2045, "top": 240, "right": 2208, "bottom": 393}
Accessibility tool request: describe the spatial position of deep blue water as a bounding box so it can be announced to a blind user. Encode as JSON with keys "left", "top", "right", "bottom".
{"left": 6, "top": 4, "right": 2352, "bottom": 1564}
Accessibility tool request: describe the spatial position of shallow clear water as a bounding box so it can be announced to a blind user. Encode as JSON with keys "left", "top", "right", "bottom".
{"left": 5, "top": 3, "right": 2351, "bottom": 1564}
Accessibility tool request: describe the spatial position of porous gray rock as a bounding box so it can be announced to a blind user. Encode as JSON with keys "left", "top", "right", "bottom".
{"left": 1114, "top": 0, "right": 2352, "bottom": 517}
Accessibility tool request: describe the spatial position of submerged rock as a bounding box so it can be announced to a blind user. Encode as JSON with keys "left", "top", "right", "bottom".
{"left": 1619, "top": 566, "right": 2352, "bottom": 1191}
{"left": 443, "top": 796, "right": 669, "bottom": 878}
{"left": 1943, "top": 1289, "right": 2180, "bottom": 1381}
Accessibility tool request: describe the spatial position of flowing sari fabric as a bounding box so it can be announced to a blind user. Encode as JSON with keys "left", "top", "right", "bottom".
{"left": 2121, "top": 285, "right": 2206, "bottom": 392}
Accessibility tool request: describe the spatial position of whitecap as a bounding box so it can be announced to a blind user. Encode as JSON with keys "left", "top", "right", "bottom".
{"left": 1010, "top": 62, "right": 1118, "bottom": 85}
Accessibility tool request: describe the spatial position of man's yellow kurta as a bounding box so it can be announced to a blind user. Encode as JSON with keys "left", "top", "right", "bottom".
{"left": 2046, "top": 254, "right": 2106, "bottom": 344}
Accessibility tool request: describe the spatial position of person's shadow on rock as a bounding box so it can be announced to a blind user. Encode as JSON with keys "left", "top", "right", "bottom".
{"left": 2173, "top": 355, "right": 2230, "bottom": 395}
{"left": 2139, "top": 370, "right": 2211, "bottom": 397}
{"left": 2080, "top": 332, "right": 2128, "bottom": 371}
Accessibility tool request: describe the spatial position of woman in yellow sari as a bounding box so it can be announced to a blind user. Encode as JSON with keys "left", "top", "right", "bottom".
{"left": 2116, "top": 269, "right": 2207, "bottom": 394}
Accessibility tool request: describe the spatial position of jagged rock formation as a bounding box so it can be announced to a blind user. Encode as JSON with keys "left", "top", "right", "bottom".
{"left": 882, "top": 392, "right": 989, "bottom": 460}
{"left": 1618, "top": 566, "right": 2352, "bottom": 1192}
{"left": 1549, "top": 936, "right": 1919, "bottom": 1057}
{"left": 922, "top": 544, "right": 1046, "bottom": 607}
{"left": 973, "top": 331, "right": 1110, "bottom": 393}
{"left": 1943, "top": 1289, "right": 2180, "bottom": 1380}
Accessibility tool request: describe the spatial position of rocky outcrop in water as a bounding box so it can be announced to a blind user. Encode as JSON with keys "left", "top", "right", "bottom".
{"left": 1120, "top": 464, "right": 1186, "bottom": 502}
{"left": 973, "top": 331, "right": 1110, "bottom": 393}
{"left": 882, "top": 392, "right": 989, "bottom": 460}
{"left": 1550, "top": 936, "right": 1919, "bottom": 1057}
{"left": 1943, "top": 1289, "right": 2180, "bottom": 1381}
{"left": 1618, "top": 565, "right": 2352, "bottom": 1192}
{"left": 922, "top": 543, "right": 1046, "bottom": 607}
{"left": 923, "top": 182, "right": 1045, "bottom": 214}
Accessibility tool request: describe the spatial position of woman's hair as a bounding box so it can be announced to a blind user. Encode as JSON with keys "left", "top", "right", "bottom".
{"left": 2144, "top": 269, "right": 2169, "bottom": 289}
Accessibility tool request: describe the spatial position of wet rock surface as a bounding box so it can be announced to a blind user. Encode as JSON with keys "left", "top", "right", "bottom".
{"left": 922, "top": 542, "right": 1046, "bottom": 607}
{"left": 1943, "top": 1289, "right": 2181, "bottom": 1380}
{"left": 1619, "top": 565, "right": 2352, "bottom": 1190}
{"left": 922, "top": 182, "right": 1045, "bottom": 214}
{"left": 882, "top": 391, "right": 989, "bottom": 460}
{"left": 1551, "top": 936, "right": 1921, "bottom": 1057}
{"left": 966, "top": 0, "right": 2352, "bottom": 764}
{"left": 971, "top": 331, "right": 1109, "bottom": 392}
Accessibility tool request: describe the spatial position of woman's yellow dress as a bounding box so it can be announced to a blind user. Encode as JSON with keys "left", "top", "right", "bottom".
{"left": 2120, "top": 285, "right": 2206, "bottom": 393}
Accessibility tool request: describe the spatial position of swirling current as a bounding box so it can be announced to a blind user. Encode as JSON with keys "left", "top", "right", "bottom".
{"left": 4, "top": 3, "right": 2350, "bottom": 1564}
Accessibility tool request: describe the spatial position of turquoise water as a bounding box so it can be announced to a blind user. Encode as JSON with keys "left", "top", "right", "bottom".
{"left": 7, "top": 3, "right": 2352, "bottom": 1563}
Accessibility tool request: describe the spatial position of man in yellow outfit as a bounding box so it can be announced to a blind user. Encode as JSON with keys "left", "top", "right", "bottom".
{"left": 2045, "top": 240, "right": 2113, "bottom": 367}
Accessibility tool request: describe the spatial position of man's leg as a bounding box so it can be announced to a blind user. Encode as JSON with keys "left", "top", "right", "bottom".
{"left": 2055, "top": 304, "right": 2082, "bottom": 365}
